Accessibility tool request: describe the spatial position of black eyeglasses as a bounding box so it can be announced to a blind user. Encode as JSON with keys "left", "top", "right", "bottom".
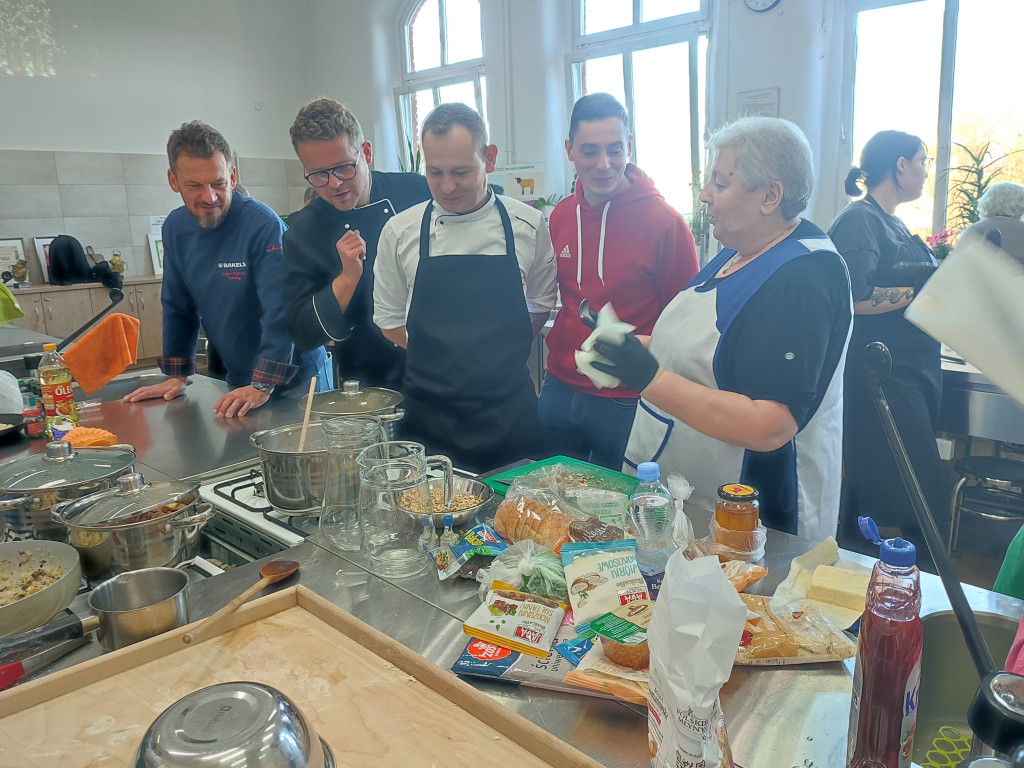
{"left": 304, "top": 162, "right": 358, "bottom": 187}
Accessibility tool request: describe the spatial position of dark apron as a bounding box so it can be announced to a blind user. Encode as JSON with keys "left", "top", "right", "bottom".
{"left": 839, "top": 232, "right": 946, "bottom": 569}
{"left": 334, "top": 200, "right": 406, "bottom": 391}
{"left": 401, "top": 198, "right": 542, "bottom": 473}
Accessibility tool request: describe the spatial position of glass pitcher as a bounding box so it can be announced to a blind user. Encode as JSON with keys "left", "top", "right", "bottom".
{"left": 319, "top": 416, "right": 387, "bottom": 552}
{"left": 357, "top": 441, "right": 453, "bottom": 579}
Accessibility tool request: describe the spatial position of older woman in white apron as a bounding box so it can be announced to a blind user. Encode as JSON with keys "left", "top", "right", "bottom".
{"left": 589, "top": 117, "right": 853, "bottom": 542}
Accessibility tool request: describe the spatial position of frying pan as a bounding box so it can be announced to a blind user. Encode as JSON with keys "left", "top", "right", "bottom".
{"left": 0, "top": 540, "right": 81, "bottom": 639}
{"left": 0, "top": 413, "right": 25, "bottom": 441}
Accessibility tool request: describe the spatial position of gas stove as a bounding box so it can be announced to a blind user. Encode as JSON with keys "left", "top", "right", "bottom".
{"left": 195, "top": 462, "right": 320, "bottom": 565}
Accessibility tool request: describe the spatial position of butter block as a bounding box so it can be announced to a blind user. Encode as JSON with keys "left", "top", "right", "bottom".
{"left": 807, "top": 565, "right": 870, "bottom": 613}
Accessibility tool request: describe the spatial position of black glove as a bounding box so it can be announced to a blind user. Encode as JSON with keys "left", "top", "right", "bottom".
{"left": 591, "top": 335, "right": 660, "bottom": 392}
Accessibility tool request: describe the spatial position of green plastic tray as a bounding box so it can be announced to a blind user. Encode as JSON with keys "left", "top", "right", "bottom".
{"left": 482, "top": 456, "right": 638, "bottom": 497}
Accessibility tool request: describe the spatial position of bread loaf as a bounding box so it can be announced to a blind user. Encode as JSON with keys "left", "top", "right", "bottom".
{"left": 494, "top": 498, "right": 573, "bottom": 551}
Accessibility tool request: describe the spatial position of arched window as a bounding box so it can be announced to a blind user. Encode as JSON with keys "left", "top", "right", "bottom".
{"left": 397, "top": 0, "right": 486, "bottom": 170}
{"left": 569, "top": 0, "right": 708, "bottom": 220}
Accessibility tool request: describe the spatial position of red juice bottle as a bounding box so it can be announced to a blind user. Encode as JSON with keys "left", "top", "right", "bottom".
{"left": 847, "top": 516, "right": 923, "bottom": 768}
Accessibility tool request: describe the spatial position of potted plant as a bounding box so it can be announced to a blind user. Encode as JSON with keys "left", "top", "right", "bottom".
{"left": 926, "top": 228, "right": 957, "bottom": 260}
{"left": 945, "top": 142, "right": 1021, "bottom": 229}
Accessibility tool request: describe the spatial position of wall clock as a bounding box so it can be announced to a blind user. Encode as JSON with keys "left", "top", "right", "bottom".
{"left": 744, "top": 0, "right": 782, "bottom": 11}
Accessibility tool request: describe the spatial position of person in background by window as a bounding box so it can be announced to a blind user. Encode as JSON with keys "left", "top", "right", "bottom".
{"left": 123, "top": 121, "right": 328, "bottom": 417}
{"left": 828, "top": 130, "right": 945, "bottom": 568}
{"left": 282, "top": 99, "right": 431, "bottom": 391}
{"left": 590, "top": 117, "right": 852, "bottom": 542}
{"left": 373, "top": 103, "right": 557, "bottom": 473}
{"left": 538, "top": 93, "right": 699, "bottom": 469}
{"left": 956, "top": 181, "right": 1024, "bottom": 261}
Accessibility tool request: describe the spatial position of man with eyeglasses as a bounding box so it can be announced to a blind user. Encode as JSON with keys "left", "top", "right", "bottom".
{"left": 282, "top": 99, "right": 430, "bottom": 391}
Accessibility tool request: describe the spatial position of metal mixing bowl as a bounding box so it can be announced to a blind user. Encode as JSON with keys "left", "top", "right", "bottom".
{"left": 398, "top": 475, "right": 494, "bottom": 527}
{"left": 135, "top": 681, "right": 335, "bottom": 768}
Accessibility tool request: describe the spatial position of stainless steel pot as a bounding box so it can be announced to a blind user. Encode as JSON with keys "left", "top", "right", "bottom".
{"left": 51, "top": 473, "right": 216, "bottom": 580}
{"left": 300, "top": 380, "right": 404, "bottom": 439}
{"left": 88, "top": 566, "right": 189, "bottom": 652}
{"left": 249, "top": 422, "right": 328, "bottom": 517}
{"left": 0, "top": 441, "right": 137, "bottom": 542}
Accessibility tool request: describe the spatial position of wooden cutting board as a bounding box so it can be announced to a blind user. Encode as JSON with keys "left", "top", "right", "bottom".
{"left": 0, "top": 586, "right": 603, "bottom": 767}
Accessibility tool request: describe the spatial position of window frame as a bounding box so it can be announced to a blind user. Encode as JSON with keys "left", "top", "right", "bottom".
{"left": 567, "top": 1, "right": 710, "bottom": 216}
{"left": 397, "top": 0, "right": 487, "bottom": 168}
{"left": 842, "top": 0, "right": 964, "bottom": 234}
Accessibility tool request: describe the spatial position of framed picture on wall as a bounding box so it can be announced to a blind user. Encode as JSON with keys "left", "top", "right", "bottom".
{"left": 149, "top": 234, "right": 164, "bottom": 275}
{"left": 0, "top": 239, "right": 25, "bottom": 272}
{"left": 33, "top": 237, "right": 56, "bottom": 283}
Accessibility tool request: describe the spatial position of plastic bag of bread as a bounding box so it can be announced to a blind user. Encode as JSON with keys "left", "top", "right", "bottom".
{"left": 735, "top": 594, "right": 857, "bottom": 666}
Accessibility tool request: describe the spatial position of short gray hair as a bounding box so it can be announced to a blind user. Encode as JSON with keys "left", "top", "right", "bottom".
{"left": 978, "top": 182, "right": 1024, "bottom": 220}
{"left": 707, "top": 117, "right": 814, "bottom": 220}
{"left": 422, "top": 103, "right": 488, "bottom": 158}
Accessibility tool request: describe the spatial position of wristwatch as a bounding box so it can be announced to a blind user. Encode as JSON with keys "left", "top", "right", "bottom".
{"left": 251, "top": 381, "right": 275, "bottom": 394}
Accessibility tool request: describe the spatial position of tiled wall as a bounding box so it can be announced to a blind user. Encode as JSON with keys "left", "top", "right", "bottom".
{"left": 0, "top": 150, "right": 308, "bottom": 284}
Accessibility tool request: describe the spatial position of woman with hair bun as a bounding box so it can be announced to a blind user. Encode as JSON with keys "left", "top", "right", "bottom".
{"left": 828, "top": 130, "right": 945, "bottom": 567}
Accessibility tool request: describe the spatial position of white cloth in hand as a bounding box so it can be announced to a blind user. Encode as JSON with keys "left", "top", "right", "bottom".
{"left": 574, "top": 303, "right": 635, "bottom": 389}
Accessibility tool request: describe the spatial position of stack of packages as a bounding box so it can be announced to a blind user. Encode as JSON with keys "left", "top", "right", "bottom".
{"left": 452, "top": 463, "right": 859, "bottom": 767}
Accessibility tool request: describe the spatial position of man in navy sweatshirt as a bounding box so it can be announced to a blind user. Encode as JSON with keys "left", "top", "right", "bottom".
{"left": 124, "top": 121, "right": 328, "bottom": 417}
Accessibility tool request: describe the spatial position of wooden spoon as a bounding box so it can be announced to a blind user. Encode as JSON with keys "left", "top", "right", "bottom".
{"left": 297, "top": 376, "right": 317, "bottom": 452}
{"left": 182, "top": 560, "right": 299, "bottom": 645}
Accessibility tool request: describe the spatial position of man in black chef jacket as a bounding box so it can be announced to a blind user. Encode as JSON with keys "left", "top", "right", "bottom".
{"left": 373, "top": 103, "right": 557, "bottom": 473}
{"left": 282, "top": 99, "right": 431, "bottom": 390}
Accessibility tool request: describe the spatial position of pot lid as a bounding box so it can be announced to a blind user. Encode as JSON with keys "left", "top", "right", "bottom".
{"left": 0, "top": 441, "right": 136, "bottom": 491}
{"left": 59, "top": 473, "right": 200, "bottom": 528}
{"left": 135, "top": 681, "right": 325, "bottom": 768}
{"left": 304, "top": 380, "right": 403, "bottom": 415}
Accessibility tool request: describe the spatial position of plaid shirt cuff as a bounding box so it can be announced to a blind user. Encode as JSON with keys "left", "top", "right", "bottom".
{"left": 252, "top": 358, "right": 299, "bottom": 388}
{"left": 158, "top": 356, "right": 195, "bottom": 378}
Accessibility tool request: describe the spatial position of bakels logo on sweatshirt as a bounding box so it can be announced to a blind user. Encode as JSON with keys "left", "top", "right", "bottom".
{"left": 218, "top": 260, "right": 247, "bottom": 282}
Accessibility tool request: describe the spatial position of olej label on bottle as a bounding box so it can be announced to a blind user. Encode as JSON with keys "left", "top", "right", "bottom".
{"left": 41, "top": 379, "right": 76, "bottom": 419}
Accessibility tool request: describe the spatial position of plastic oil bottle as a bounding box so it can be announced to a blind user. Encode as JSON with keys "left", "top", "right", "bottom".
{"left": 847, "top": 516, "right": 923, "bottom": 768}
{"left": 626, "top": 461, "right": 676, "bottom": 600}
{"left": 37, "top": 343, "right": 79, "bottom": 439}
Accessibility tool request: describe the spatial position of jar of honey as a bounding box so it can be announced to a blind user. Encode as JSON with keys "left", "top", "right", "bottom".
{"left": 712, "top": 483, "right": 760, "bottom": 560}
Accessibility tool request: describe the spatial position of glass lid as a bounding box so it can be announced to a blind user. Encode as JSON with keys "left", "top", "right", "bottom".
{"left": 0, "top": 441, "right": 136, "bottom": 491}
{"left": 304, "top": 380, "right": 403, "bottom": 414}
{"left": 60, "top": 473, "right": 199, "bottom": 528}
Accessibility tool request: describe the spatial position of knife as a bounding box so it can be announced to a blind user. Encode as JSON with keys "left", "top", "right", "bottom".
{"left": 0, "top": 635, "right": 89, "bottom": 690}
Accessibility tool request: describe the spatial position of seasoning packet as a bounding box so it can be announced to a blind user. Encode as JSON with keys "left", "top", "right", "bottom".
{"left": 463, "top": 588, "right": 566, "bottom": 658}
{"left": 735, "top": 594, "right": 857, "bottom": 666}
{"left": 428, "top": 523, "right": 507, "bottom": 580}
{"left": 553, "top": 633, "right": 596, "bottom": 666}
{"left": 561, "top": 540, "right": 648, "bottom": 635}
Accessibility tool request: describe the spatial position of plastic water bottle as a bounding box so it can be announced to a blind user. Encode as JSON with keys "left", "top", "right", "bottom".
{"left": 848, "top": 516, "right": 923, "bottom": 768}
{"left": 37, "top": 343, "right": 79, "bottom": 439}
{"left": 628, "top": 461, "right": 676, "bottom": 599}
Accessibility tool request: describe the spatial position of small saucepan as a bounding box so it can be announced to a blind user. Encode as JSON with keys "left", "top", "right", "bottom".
{"left": 0, "top": 566, "right": 189, "bottom": 663}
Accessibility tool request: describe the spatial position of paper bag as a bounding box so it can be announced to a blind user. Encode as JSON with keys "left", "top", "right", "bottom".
{"left": 648, "top": 553, "right": 747, "bottom": 767}
{"left": 906, "top": 237, "right": 1024, "bottom": 408}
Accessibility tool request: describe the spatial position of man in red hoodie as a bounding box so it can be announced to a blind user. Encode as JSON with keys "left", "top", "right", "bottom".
{"left": 539, "top": 93, "right": 700, "bottom": 469}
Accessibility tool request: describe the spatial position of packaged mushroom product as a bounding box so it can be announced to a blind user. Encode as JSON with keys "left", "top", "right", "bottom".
{"left": 463, "top": 589, "right": 565, "bottom": 658}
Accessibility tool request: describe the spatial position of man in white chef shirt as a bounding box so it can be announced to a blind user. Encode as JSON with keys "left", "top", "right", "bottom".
{"left": 374, "top": 103, "right": 557, "bottom": 473}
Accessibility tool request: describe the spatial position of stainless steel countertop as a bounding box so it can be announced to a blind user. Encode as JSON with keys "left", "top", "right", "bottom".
{"left": 31, "top": 509, "right": 1024, "bottom": 768}
{"left": 0, "top": 372, "right": 306, "bottom": 479}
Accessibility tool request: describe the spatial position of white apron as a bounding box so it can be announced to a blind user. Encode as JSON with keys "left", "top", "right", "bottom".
{"left": 624, "top": 235, "right": 851, "bottom": 542}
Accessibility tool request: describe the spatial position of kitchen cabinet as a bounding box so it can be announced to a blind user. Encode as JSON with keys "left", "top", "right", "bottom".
{"left": 9, "top": 278, "right": 162, "bottom": 361}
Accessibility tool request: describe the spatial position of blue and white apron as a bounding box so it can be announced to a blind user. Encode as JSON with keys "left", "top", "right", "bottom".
{"left": 624, "top": 235, "right": 852, "bottom": 542}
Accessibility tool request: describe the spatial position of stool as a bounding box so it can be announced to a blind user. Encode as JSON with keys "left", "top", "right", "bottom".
{"left": 948, "top": 456, "right": 1024, "bottom": 554}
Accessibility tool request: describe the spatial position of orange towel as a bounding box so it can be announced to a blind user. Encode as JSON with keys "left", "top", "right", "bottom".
{"left": 64, "top": 312, "right": 140, "bottom": 395}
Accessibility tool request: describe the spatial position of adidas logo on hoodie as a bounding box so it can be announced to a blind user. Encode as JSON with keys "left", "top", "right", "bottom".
{"left": 558, "top": 245, "right": 571, "bottom": 259}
